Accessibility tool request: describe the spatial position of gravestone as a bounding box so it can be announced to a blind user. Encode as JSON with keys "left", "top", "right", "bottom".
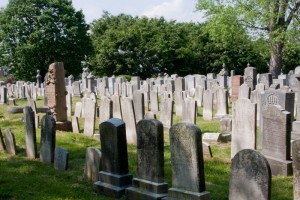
{"left": 215, "top": 88, "right": 228, "bottom": 118}
{"left": 195, "top": 86, "right": 204, "bottom": 107}
{"left": 262, "top": 105, "right": 292, "bottom": 176}
{"left": 99, "top": 97, "right": 112, "bottom": 125}
{"left": 0, "top": 86, "right": 7, "bottom": 104}
{"left": 229, "top": 149, "right": 271, "bottom": 200}
{"left": 83, "top": 98, "right": 96, "bottom": 136}
{"left": 174, "top": 77, "right": 185, "bottom": 91}
{"left": 231, "top": 98, "right": 256, "bottom": 158}
{"left": 72, "top": 81, "right": 82, "bottom": 97}
{"left": 166, "top": 123, "right": 210, "bottom": 200}
{"left": 23, "top": 106, "right": 37, "bottom": 159}
{"left": 174, "top": 91, "right": 183, "bottom": 117}
{"left": 133, "top": 90, "right": 145, "bottom": 123}
{"left": 259, "top": 73, "right": 272, "bottom": 89}
{"left": 0, "top": 129, "right": 5, "bottom": 151}
{"left": 202, "top": 142, "right": 213, "bottom": 158}
{"left": 74, "top": 102, "right": 82, "bottom": 117}
{"left": 238, "top": 83, "right": 251, "bottom": 99}
{"left": 121, "top": 97, "right": 137, "bottom": 144}
{"left": 4, "top": 128, "right": 16, "bottom": 155}
{"left": 182, "top": 97, "right": 197, "bottom": 124}
{"left": 126, "top": 119, "right": 168, "bottom": 199}
{"left": 45, "top": 62, "right": 71, "bottom": 131}
{"left": 159, "top": 98, "right": 174, "bottom": 130}
{"left": 66, "top": 92, "right": 72, "bottom": 117}
{"left": 111, "top": 94, "right": 122, "bottom": 119}
{"left": 40, "top": 112, "right": 56, "bottom": 164}
{"left": 293, "top": 140, "right": 300, "bottom": 199}
{"left": 71, "top": 116, "right": 80, "bottom": 133}
{"left": 54, "top": 147, "right": 69, "bottom": 170}
{"left": 94, "top": 118, "right": 133, "bottom": 198}
{"left": 84, "top": 147, "right": 102, "bottom": 181}
{"left": 150, "top": 91, "right": 159, "bottom": 114}
{"left": 231, "top": 75, "right": 243, "bottom": 101}
{"left": 203, "top": 90, "right": 213, "bottom": 120}
{"left": 244, "top": 65, "right": 257, "bottom": 90}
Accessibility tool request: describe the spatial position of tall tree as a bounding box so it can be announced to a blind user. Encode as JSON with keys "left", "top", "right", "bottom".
{"left": 197, "top": 0, "right": 300, "bottom": 77}
{"left": 0, "top": 0, "right": 92, "bottom": 81}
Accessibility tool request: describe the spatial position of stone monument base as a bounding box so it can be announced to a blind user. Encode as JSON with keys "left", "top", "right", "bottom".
{"left": 163, "top": 188, "right": 210, "bottom": 200}
{"left": 265, "top": 155, "right": 293, "bottom": 176}
{"left": 94, "top": 171, "right": 132, "bottom": 198}
{"left": 126, "top": 178, "right": 168, "bottom": 200}
{"left": 56, "top": 121, "right": 72, "bottom": 132}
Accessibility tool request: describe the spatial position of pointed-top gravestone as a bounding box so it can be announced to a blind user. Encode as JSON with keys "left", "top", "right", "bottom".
{"left": 23, "top": 106, "right": 37, "bottom": 159}
{"left": 166, "top": 123, "right": 210, "bottom": 200}
{"left": 4, "top": 128, "right": 16, "bottom": 155}
{"left": 126, "top": 119, "right": 168, "bottom": 199}
{"left": 40, "top": 112, "right": 56, "bottom": 164}
{"left": 229, "top": 149, "right": 271, "bottom": 200}
{"left": 94, "top": 118, "right": 132, "bottom": 198}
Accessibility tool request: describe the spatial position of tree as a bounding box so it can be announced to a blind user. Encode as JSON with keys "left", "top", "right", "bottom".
{"left": 197, "top": 0, "right": 300, "bottom": 77}
{"left": 0, "top": 0, "right": 92, "bottom": 81}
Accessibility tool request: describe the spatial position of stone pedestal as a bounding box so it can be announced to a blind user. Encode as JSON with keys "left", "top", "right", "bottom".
{"left": 94, "top": 172, "right": 132, "bottom": 198}
{"left": 265, "top": 155, "right": 293, "bottom": 176}
{"left": 56, "top": 121, "right": 72, "bottom": 132}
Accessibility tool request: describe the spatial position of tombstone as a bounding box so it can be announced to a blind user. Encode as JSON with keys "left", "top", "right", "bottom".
{"left": 244, "top": 65, "right": 257, "bottom": 90}
{"left": 231, "top": 98, "right": 256, "bottom": 158}
{"left": 150, "top": 91, "right": 159, "bottom": 114}
{"left": 110, "top": 95, "right": 122, "bottom": 119}
{"left": 182, "top": 97, "right": 197, "bottom": 124}
{"left": 166, "top": 123, "right": 210, "bottom": 200}
{"left": 202, "top": 142, "right": 213, "bottom": 158}
{"left": 174, "top": 91, "right": 183, "bottom": 117}
{"left": 0, "top": 86, "right": 7, "bottom": 104}
{"left": 71, "top": 116, "right": 80, "bottom": 133}
{"left": 133, "top": 90, "right": 145, "bottom": 123}
{"left": 238, "top": 83, "right": 251, "bottom": 99}
{"left": 4, "top": 129, "right": 16, "bottom": 155}
{"left": 126, "top": 119, "right": 168, "bottom": 199}
{"left": 159, "top": 98, "right": 174, "bottom": 130}
{"left": 72, "top": 81, "right": 82, "bottom": 98}
{"left": 23, "top": 106, "right": 37, "bottom": 159}
{"left": 87, "top": 73, "right": 95, "bottom": 93}
{"left": 262, "top": 105, "right": 292, "bottom": 176}
{"left": 94, "top": 118, "right": 133, "bottom": 198}
{"left": 215, "top": 88, "right": 228, "bottom": 118}
{"left": 53, "top": 147, "right": 69, "bottom": 170}
{"left": 293, "top": 140, "right": 300, "bottom": 199}
{"left": 203, "top": 90, "right": 213, "bottom": 120}
{"left": 28, "top": 99, "right": 39, "bottom": 129}
{"left": 40, "top": 112, "right": 56, "bottom": 164}
{"left": 99, "top": 97, "right": 112, "bottom": 125}
{"left": 121, "top": 97, "right": 137, "bottom": 144}
{"left": 83, "top": 98, "right": 96, "bottom": 136}
{"left": 231, "top": 75, "right": 243, "bottom": 101}
{"left": 229, "top": 149, "right": 271, "bottom": 200}
{"left": 0, "top": 129, "right": 5, "bottom": 151}
{"left": 66, "top": 91, "right": 72, "bottom": 117}
{"left": 202, "top": 133, "right": 221, "bottom": 143}
{"left": 45, "top": 62, "right": 71, "bottom": 131}
{"left": 220, "top": 116, "right": 232, "bottom": 134}
{"left": 259, "top": 73, "right": 272, "bottom": 89}
{"left": 84, "top": 147, "right": 102, "bottom": 181}
{"left": 144, "top": 112, "right": 157, "bottom": 120}
{"left": 74, "top": 102, "right": 82, "bottom": 118}
{"left": 195, "top": 86, "right": 204, "bottom": 107}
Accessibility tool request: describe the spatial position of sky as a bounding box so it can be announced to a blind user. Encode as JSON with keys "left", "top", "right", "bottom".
{"left": 0, "top": 0, "right": 205, "bottom": 24}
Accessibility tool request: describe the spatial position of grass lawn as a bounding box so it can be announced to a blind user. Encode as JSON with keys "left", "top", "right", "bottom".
{"left": 0, "top": 97, "right": 293, "bottom": 200}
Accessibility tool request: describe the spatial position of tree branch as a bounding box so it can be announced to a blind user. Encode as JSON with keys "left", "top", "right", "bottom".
{"left": 286, "top": 0, "right": 300, "bottom": 26}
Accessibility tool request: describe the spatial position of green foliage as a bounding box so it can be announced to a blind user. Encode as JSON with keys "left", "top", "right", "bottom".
{"left": 0, "top": 0, "right": 92, "bottom": 81}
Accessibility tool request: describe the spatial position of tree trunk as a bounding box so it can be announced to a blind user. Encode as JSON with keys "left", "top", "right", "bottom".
{"left": 269, "top": 41, "right": 283, "bottom": 78}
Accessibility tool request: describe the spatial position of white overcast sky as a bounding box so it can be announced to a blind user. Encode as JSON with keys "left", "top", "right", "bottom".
{"left": 0, "top": 0, "right": 205, "bottom": 24}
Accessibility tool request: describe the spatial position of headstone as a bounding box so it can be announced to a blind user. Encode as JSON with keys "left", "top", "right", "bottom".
{"left": 84, "top": 147, "right": 102, "bottom": 181}
{"left": 72, "top": 81, "right": 82, "bottom": 97}
{"left": 203, "top": 90, "right": 213, "bottom": 120}
{"left": 202, "top": 142, "right": 213, "bottom": 158}
{"left": 94, "top": 118, "right": 133, "bottom": 198}
{"left": 4, "top": 128, "right": 16, "bottom": 155}
{"left": 231, "top": 75, "right": 243, "bottom": 101}
{"left": 0, "top": 129, "right": 6, "bottom": 151}
{"left": 229, "top": 149, "right": 271, "bottom": 200}
{"left": 45, "top": 62, "right": 71, "bottom": 131}
{"left": 150, "top": 91, "right": 159, "bottom": 114}
{"left": 231, "top": 98, "right": 256, "bottom": 158}
{"left": 121, "top": 97, "right": 137, "bottom": 144}
{"left": 202, "top": 133, "right": 221, "bottom": 143}
{"left": 166, "top": 123, "right": 210, "bottom": 200}
{"left": 159, "top": 98, "right": 174, "bottom": 130}
{"left": 111, "top": 94, "right": 122, "bottom": 119}
{"left": 23, "top": 106, "right": 37, "bottom": 159}
{"left": 54, "top": 147, "right": 69, "bottom": 170}
{"left": 74, "top": 102, "right": 82, "bottom": 118}
{"left": 175, "top": 77, "right": 185, "bottom": 92}
{"left": 182, "top": 97, "right": 197, "bottom": 124}
{"left": 66, "top": 92, "right": 72, "bottom": 117}
{"left": 133, "top": 90, "right": 145, "bottom": 123}
{"left": 262, "top": 105, "right": 292, "bottom": 176}
{"left": 0, "top": 86, "right": 7, "bottom": 104}
{"left": 293, "top": 140, "right": 300, "bottom": 199}
{"left": 99, "top": 97, "right": 112, "bottom": 125}
{"left": 195, "top": 86, "right": 204, "bottom": 107}
{"left": 215, "top": 88, "right": 228, "bottom": 118}
{"left": 238, "top": 83, "right": 251, "bottom": 99}
{"left": 174, "top": 91, "right": 183, "bottom": 117}
{"left": 40, "top": 112, "right": 56, "bottom": 164}
{"left": 244, "top": 65, "right": 257, "bottom": 90}
{"left": 259, "top": 73, "right": 272, "bottom": 89}
{"left": 126, "top": 119, "right": 168, "bottom": 199}
{"left": 71, "top": 116, "right": 80, "bottom": 133}
{"left": 83, "top": 98, "right": 96, "bottom": 136}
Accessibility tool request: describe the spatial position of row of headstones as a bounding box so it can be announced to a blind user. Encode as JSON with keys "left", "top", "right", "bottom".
{"left": 87, "top": 117, "right": 300, "bottom": 200}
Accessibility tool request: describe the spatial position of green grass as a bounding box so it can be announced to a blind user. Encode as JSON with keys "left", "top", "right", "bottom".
{"left": 0, "top": 97, "right": 293, "bottom": 200}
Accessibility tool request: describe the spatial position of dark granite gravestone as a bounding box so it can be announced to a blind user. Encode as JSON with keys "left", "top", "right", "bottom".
{"left": 93, "top": 118, "right": 132, "bottom": 198}
{"left": 0, "top": 129, "right": 6, "bottom": 151}
{"left": 165, "top": 123, "right": 210, "bottom": 200}
{"left": 54, "top": 147, "right": 69, "bottom": 170}
{"left": 229, "top": 149, "right": 271, "bottom": 200}
{"left": 4, "top": 128, "right": 16, "bottom": 155}
{"left": 23, "top": 106, "right": 37, "bottom": 159}
{"left": 292, "top": 140, "right": 300, "bottom": 199}
{"left": 40, "top": 112, "right": 56, "bottom": 164}
{"left": 126, "top": 119, "right": 168, "bottom": 199}
{"left": 262, "top": 105, "right": 292, "bottom": 176}
{"left": 84, "top": 147, "right": 102, "bottom": 181}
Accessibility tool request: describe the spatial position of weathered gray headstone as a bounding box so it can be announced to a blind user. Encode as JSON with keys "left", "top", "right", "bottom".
{"left": 166, "top": 123, "right": 210, "bottom": 200}
{"left": 83, "top": 98, "right": 96, "bottom": 136}
{"left": 133, "top": 90, "right": 145, "bottom": 123}
{"left": 231, "top": 98, "right": 256, "bottom": 158}
{"left": 0, "top": 129, "right": 5, "bottom": 151}
{"left": 182, "top": 97, "right": 197, "bottom": 124}
{"left": 72, "top": 116, "right": 80, "bottom": 133}
{"left": 293, "top": 140, "right": 300, "bottom": 199}
{"left": 259, "top": 73, "right": 272, "bottom": 89}
{"left": 94, "top": 118, "right": 133, "bottom": 198}
{"left": 54, "top": 147, "right": 69, "bottom": 170}
{"left": 23, "top": 106, "right": 37, "bottom": 159}
{"left": 238, "top": 83, "right": 251, "bottom": 99}
{"left": 174, "top": 91, "right": 183, "bottom": 117}
{"left": 244, "top": 65, "right": 257, "bottom": 90}
{"left": 111, "top": 94, "right": 122, "bottom": 119}
{"left": 66, "top": 91, "right": 72, "bottom": 117}
{"left": 99, "top": 96, "right": 112, "bottom": 125}
{"left": 121, "top": 97, "right": 137, "bottom": 144}
{"left": 203, "top": 90, "right": 213, "bottom": 120}
{"left": 126, "top": 119, "right": 168, "bottom": 199}
{"left": 195, "top": 86, "right": 204, "bottom": 107}
{"left": 229, "top": 149, "right": 271, "bottom": 200}
{"left": 215, "top": 88, "right": 228, "bottom": 118}
{"left": 159, "top": 98, "right": 174, "bottom": 130}
{"left": 74, "top": 102, "right": 82, "bottom": 118}
{"left": 150, "top": 91, "right": 159, "bottom": 114}
{"left": 84, "top": 147, "right": 102, "bottom": 181}
{"left": 40, "top": 112, "right": 56, "bottom": 164}
{"left": 4, "top": 128, "right": 16, "bottom": 155}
